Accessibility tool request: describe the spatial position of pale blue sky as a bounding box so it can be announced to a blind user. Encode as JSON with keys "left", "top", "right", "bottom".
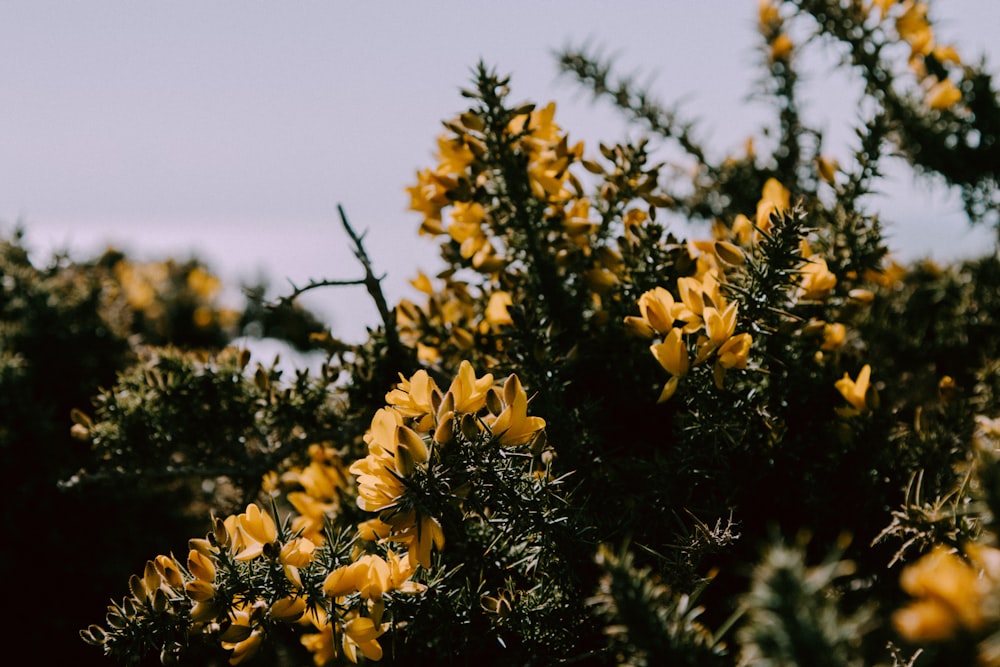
{"left": 2, "top": 2, "right": 997, "bottom": 343}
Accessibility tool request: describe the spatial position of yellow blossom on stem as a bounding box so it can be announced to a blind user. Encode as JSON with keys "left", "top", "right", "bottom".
{"left": 770, "top": 33, "right": 794, "bottom": 61}
{"left": 444, "top": 360, "right": 494, "bottom": 413}
{"left": 755, "top": 177, "right": 791, "bottom": 232}
{"left": 627, "top": 286, "right": 678, "bottom": 337}
{"left": 651, "top": 328, "right": 689, "bottom": 379}
{"left": 799, "top": 256, "right": 838, "bottom": 301}
{"left": 896, "top": 1, "right": 933, "bottom": 56}
{"left": 714, "top": 333, "right": 753, "bottom": 388}
{"left": 489, "top": 374, "right": 546, "bottom": 447}
{"left": 821, "top": 323, "right": 847, "bottom": 351}
{"left": 224, "top": 631, "right": 263, "bottom": 666}
{"left": 927, "top": 77, "right": 962, "bottom": 110}
{"left": 234, "top": 504, "right": 277, "bottom": 562}
{"left": 269, "top": 596, "right": 307, "bottom": 623}
{"left": 893, "top": 545, "right": 990, "bottom": 642}
{"left": 385, "top": 369, "right": 440, "bottom": 422}
{"left": 342, "top": 615, "right": 387, "bottom": 663}
{"left": 835, "top": 364, "right": 872, "bottom": 416}
{"left": 486, "top": 291, "right": 514, "bottom": 327}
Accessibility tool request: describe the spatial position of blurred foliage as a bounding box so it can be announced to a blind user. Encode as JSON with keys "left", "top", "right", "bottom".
{"left": 5, "top": 1, "right": 1000, "bottom": 665}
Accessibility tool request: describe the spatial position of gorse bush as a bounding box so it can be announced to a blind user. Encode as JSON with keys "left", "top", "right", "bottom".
{"left": 7, "top": 0, "right": 999, "bottom": 665}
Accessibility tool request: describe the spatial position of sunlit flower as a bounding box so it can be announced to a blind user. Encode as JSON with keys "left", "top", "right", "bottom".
{"left": 770, "top": 33, "right": 793, "bottom": 61}
{"left": 489, "top": 374, "right": 546, "bottom": 447}
{"left": 755, "top": 177, "right": 790, "bottom": 232}
{"left": 835, "top": 364, "right": 872, "bottom": 416}
{"left": 927, "top": 78, "right": 962, "bottom": 110}
{"left": 893, "top": 545, "right": 990, "bottom": 642}
{"left": 342, "top": 615, "right": 387, "bottom": 663}
{"left": 821, "top": 323, "right": 847, "bottom": 351}
{"left": 234, "top": 504, "right": 277, "bottom": 561}
{"left": 799, "top": 256, "right": 838, "bottom": 301}
{"left": 651, "top": 328, "right": 689, "bottom": 379}
{"left": 896, "top": 1, "right": 933, "bottom": 56}
{"left": 385, "top": 370, "right": 440, "bottom": 422}
{"left": 269, "top": 596, "right": 307, "bottom": 623}
{"left": 444, "top": 360, "right": 494, "bottom": 413}
{"left": 625, "top": 286, "right": 679, "bottom": 337}
{"left": 486, "top": 291, "right": 514, "bottom": 327}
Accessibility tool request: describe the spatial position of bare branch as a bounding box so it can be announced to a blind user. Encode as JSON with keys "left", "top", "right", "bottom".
{"left": 338, "top": 204, "right": 401, "bottom": 354}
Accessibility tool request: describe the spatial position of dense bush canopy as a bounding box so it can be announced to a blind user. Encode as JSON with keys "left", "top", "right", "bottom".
{"left": 5, "top": 1, "right": 1000, "bottom": 665}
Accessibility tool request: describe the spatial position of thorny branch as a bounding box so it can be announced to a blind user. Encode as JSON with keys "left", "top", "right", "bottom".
{"left": 266, "top": 205, "right": 401, "bottom": 356}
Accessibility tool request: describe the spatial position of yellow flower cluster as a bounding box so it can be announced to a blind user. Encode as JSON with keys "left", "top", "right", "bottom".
{"left": 348, "top": 360, "right": 546, "bottom": 567}
{"left": 110, "top": 258, "right": 238, "bottom": 332}
{"left": 279, "top": 443, "right": 350, "bottom": 544}
{"left": 407, "top": 101, "right": 585, "bottom": 278}
{"left": 106, "top": 504, "right": 316, "bottom": 665}
{"left": 395, "top": 272, "right": 510, "bottom": 367}
{"left": 872, "top": 0, "right": 965, "bottom": 110}
{"left": 834, "top": 363, "right": 873, "bottom": 417}
{"left": 894, "top": 544, "right": 1000, "bottom": 651}
{"left": 305, "top": 550, "right": 425, "bottom": 664}
{"left": 626, "top": 264, "right": 753, "bottom": 402}
{"left": 759, "top": 0, "right": 794, "bottom": 62}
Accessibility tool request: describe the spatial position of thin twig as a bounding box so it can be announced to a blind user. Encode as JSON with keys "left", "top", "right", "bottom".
{"left": 337, "top": 204, "right": 401, "bottom": 355}
{"left": 262, "top": 205, "right": 402, "bottom": 357}
{"left": 276, "top": 277, "right": 369, "bottom": 306}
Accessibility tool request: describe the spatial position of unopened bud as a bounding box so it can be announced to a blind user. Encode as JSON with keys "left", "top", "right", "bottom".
{"left": 486, "top": 387, "right": 504, "bottom": 416}
{"left": 460, "top": 413, "right": 481, "bottom": 441}
{"left": 433, "top": 415, "right": 455, "bottom": 445}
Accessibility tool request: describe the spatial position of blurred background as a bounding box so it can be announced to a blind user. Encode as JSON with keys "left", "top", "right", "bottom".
{"left": 3, "top": 1, "right": 998, "bottom": 349}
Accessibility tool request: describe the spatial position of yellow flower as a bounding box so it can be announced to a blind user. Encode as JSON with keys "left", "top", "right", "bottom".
{"left": 444, "top": 360, "right": 494, "bottom": 413}
{"left": 414, "top": 515, "right": 446, "bottom": 569}
{"left": 185, "top": 549, "right": 217, "bottom": 602}
{"left": 225, "top": 631, "right": 263, "bottom": 666}
{"left": 896, "top": 1, "right": 934, "bottom": 56}
{"left": 634, "top": 286, "right": 679, "bottom": 336}
{"left": 342, "top": 615, "right": 387, "bottom": 663}
{"left": 714, "top": 333, "right": 753, "bottom": 389}
{"left": 325, "top": 554, "right": 392, "bottom": 601}
{"left": 821, "top": 323, "right": 847, "bottom": 351}
{"left": 816, "top": 156, "right": 839, "bottom": 185}
{"left": 650, "top": 328, "right": 689, "bottom": 378}
{"left": 233, "top": 504, "right": 277, "bottom": 561}
{"left": 704, "top": 302, "right": 738, "bottom": 348}
{"left": 269, "top": 596, "right": 307, "bottom": 623}
{"left": 717, "top": 333, "right": 752, "bottom": 371}
{"left": 280, "top": 536, "right": 316, "bottom": 588}
{"left": 385, "top": 369, "right": 440, "bottom": 421}
{"left": 770, "top": 33, "right": 793, "bottom": 61}
{"left": 799, "top": 256, "right": 838, "bottom": 301}
{"left": 435, "top": 132, "right": 475, "bottom": 174}
{"left": 927, "top": 78, "right": 962, "bottom": 110}
{"left": 153, "top": 554, "right": 184, "bottom": 590}
{"left": 489, "top": 374, "right": 546, "bottom": 447}
{"left": 486, "top": 291, "right": 514, "bottom": 327}
{"left": 755, "top": 178, "right": 791, "bottom": 232}
{"left": 758, "top": 0, "right": 780, "bottom": 28}
{"left": 835, "top": 364, "right": 872, "bottom": 416}
{"left": 893, "top": 545, "right": 989, "bottom": 642}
